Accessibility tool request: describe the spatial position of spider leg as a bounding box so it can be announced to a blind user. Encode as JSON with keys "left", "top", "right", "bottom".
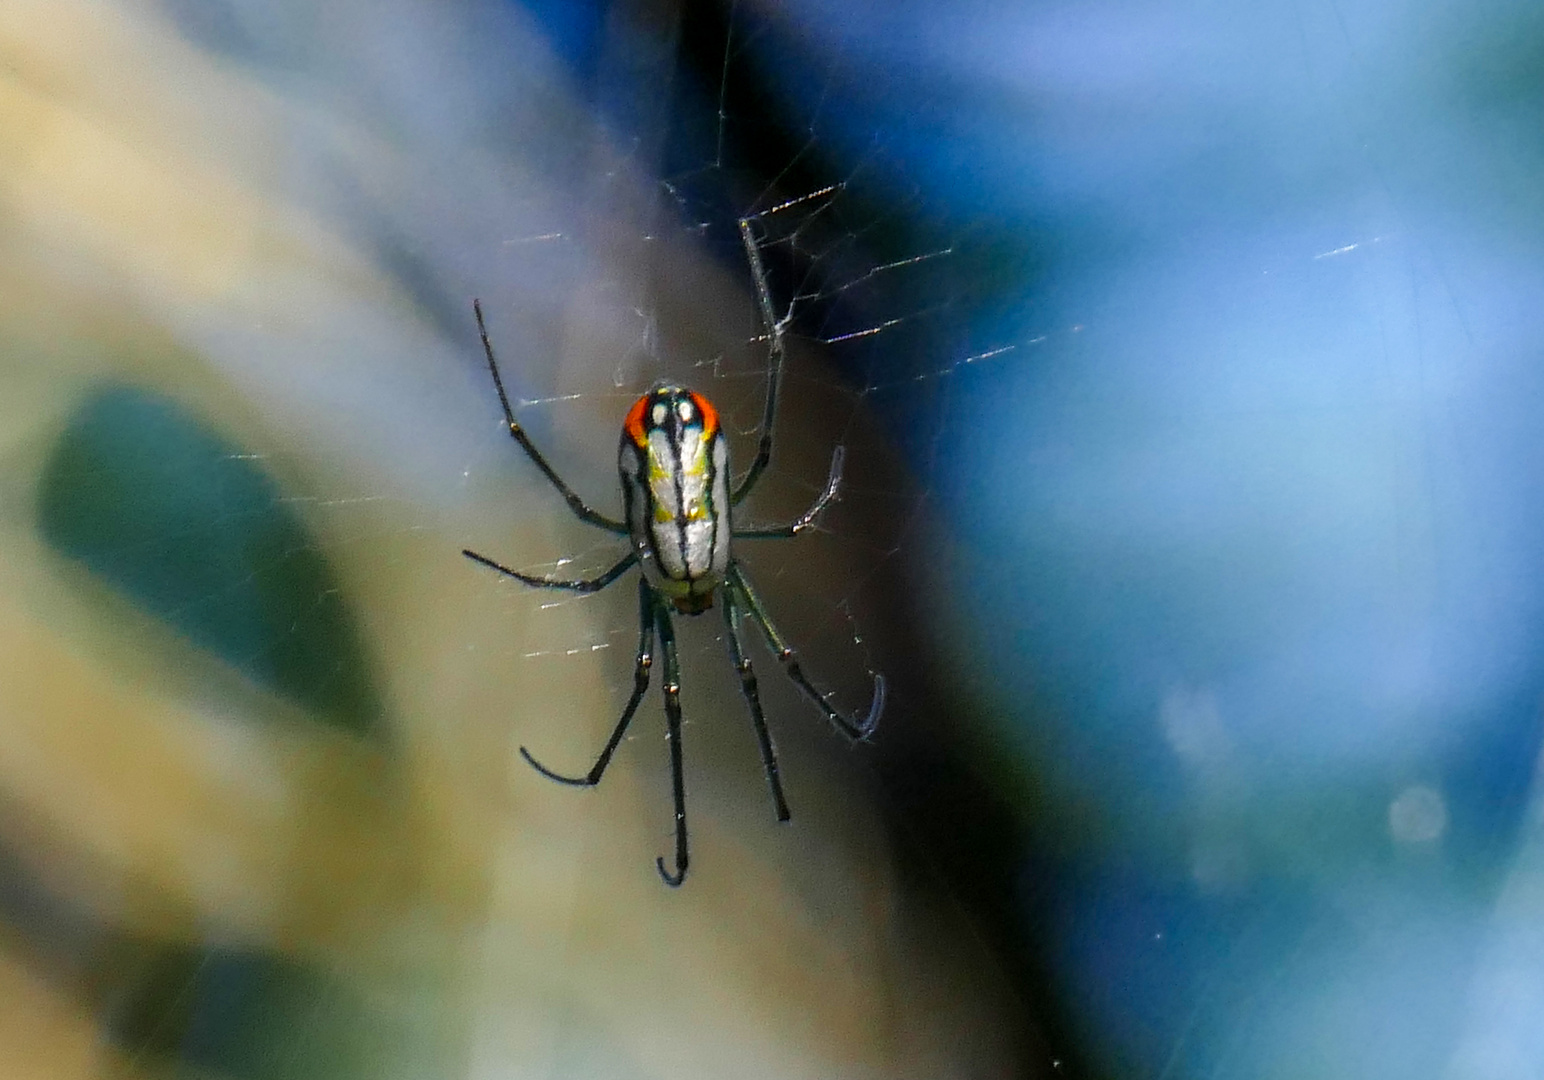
{"left": 472, "top": 299, "right": 627, "bottom": 535}
{"left": 729, "top": 563, "right": 884, "bottom": 742}
{"left": 723, "top": 586, "right": 791, "bottom": 821}
{"left": 732, "top": 447, "right": 843, "bottom": 540}
{"left": 518, "top": 577, "right": 655, "bottom": 786}
{"left": 654, "top": 600, "right": 690, "bottom": 887}
{"left": 730, "top": 218, "right": 787, "bottom": 506}
{"left": 462, "top": 549, "right": 636, "bottom": 592}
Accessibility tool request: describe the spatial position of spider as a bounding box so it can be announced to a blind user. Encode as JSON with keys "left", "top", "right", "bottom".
{"left": 463, "top": 220, "right": 885, "bottom": 886}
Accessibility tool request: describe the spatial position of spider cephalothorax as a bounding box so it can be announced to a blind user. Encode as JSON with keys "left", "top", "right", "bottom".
{"left": 461, "top": 216, "right": 883, "bottom": 886}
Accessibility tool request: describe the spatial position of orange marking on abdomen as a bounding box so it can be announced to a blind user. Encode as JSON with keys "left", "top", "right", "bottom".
{"left": 689, "top": 391, "right": 719, "bottom": 439}
{"left": 623, "top": 393, "right": 651, "bottom": 447}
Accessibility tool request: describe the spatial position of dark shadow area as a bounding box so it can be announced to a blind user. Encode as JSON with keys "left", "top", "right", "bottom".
{"left": 0, "top": 830, "right": 378, "bottom": 1080}
{"left": 36, "top": 382, "right": 383, "bottom": 740}
{"left": 107, "top": 944, "right": 376, "bottom": 1080}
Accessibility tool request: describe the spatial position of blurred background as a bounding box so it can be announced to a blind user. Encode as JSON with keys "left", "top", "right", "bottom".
{"left": 3, "top": 0, "right": 1543, "bottom": 1077}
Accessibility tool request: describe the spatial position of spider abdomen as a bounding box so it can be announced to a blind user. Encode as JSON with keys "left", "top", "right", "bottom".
{"left": 619, "top": 386, "right": 732, "bottom": 613}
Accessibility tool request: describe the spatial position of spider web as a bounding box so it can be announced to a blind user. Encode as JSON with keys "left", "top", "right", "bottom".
{"left": 476, "top": 48, "right": 1047, "bottom": 692}
{"left": 44, "top": 1, "right": 1544, "bottom": 1078}
{"left": 392, "top": 5, "right": 1544, "bottom": 1080}
{"left": 0, "top": 1, "right": 1040, "bottom": 1078}
{"left": 454, "top": 6, "right": 1055, "bottom": 1069}
{"left": 456, "top": 50, "right": 981, "bottom": 720}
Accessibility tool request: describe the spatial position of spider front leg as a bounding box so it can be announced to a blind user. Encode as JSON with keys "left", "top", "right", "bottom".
{"left": 472, "top": 299, "right": 627, "bottom": 535}
{"left": 517, "top": 576, "right": 654, "bottom": 786}
{"left": 724, "top": 588, "right": 792, "bottom": 821}
{"left": 731, "top": 217, "right": 787, "bottom": 506}
{"left": 729, "top": 563, "right": 885, "bottom": 741}
{"left": 654, "top": 599, "right": 690, "bottom": 887}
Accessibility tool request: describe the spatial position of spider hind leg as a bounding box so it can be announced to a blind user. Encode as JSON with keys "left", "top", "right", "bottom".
{"left": 654, "top": 599, "right": 690, "bottom": 886}
{"left": 724, "top": 587, "right": 792, "bottom": 821}
{"left": 729, "top": 562, "right": 884, "bottom": 742}
{"left": 517, "top": 577, "right": 655, "bottom": 788}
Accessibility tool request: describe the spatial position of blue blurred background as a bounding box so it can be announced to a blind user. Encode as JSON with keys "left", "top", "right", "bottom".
{"left": 5, "top": 0, "right": 1544, "bottom": 1076}
{"left": 656, "top": 0, "right": 1544, "bottom": 1076}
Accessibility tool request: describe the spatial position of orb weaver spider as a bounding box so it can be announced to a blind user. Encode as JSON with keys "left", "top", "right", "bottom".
{"left": 463, "top": 220, "right": 885, "bottom": 886}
